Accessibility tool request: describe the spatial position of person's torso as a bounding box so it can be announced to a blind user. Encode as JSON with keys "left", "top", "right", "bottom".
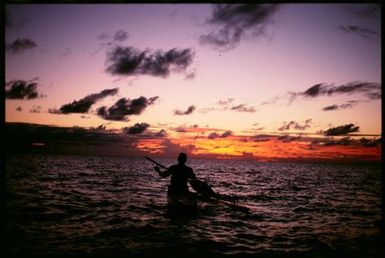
{"left": 168, "top": 164, "right": 193, "bottom": 193}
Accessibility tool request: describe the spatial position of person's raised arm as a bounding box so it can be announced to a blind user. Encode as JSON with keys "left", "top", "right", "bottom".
{"left": 155, "top": 165, "right": 171, "bottom": 178}
{"left": 189, "top": 167, "right": 197, "bottom": 180}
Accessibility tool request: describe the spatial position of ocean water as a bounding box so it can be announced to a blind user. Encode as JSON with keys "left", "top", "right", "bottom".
{"left": 5, "top": 154, "right": 383, "bottom": 258}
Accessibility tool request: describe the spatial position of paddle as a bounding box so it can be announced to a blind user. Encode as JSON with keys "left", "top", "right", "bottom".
{"left": 145, "top": 156, "right": 168, "bottom": 170}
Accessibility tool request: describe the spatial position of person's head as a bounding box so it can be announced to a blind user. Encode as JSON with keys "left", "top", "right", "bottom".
{"left": 177, "top": 152, "right": 187, "bottom": 164}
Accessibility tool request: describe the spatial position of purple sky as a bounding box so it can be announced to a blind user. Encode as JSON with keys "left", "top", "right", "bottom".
{"left": 5, "top": 4, "right": 381, "bottom": 137}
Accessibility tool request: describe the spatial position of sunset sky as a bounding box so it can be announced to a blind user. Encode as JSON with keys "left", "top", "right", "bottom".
{"left": 5, "top": 4, "right": 381, "bottom": 162}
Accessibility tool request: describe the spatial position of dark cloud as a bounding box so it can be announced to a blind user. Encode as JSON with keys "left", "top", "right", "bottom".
{"left": 249, "top": 134, "right": 272, "bottom": 142}
{"left": 200, "top": 4, "right": 280, "bottom": 50}
{"left": 98, "top": 30, "right": 129, "bottom": 42}
{"left": 322, "top": 104, "right": 339, "bottom": 111}
{"left": 208, "top": 132, "right": 220, "bottom": 139}
{"left": 98, "top": 32, "right": 110, "bottom": 41}
{"left": 97, "top": 96, "right": 158, "bottom": 121}
{"left": 231, "top": 104, "right": 256, "bottom": 112}
{"left": 184, "top": 71, "right": 196, "bottom": 80}
{"left": 315, "top": 136, "right": 380, "bottom": 148}
{"left": 199, "top": 98, "right": 237, "bottom": 114}
{"left": 155, "top": 129, "right": 167, "bottom": 137}
{"left": 105, "top": 46, "right": 194, "bottom": 78}
{"left": 322, "top": 136, "right": 352, "bottom": 146}
{"left": 174, "top": 105, "right": 196, "bottom": 115}
{"left": 48, "top": 108, "right": 60, "bottom": 114}
{"left": 221, "top": 130, "right": 233, "bottom": 137}
{"left": 358, "top": 137, "right": 381, "bottom": 147}
{"left": 5, "top": 79, "right": 40, "bottom": 99}
{"left": 95, "top": 124, "right": 107, "bottom": 131}
{"left": 291, "top": 82, "right": 381, "bottom": 102}
{"left": 216, "top": 98, "right": 234, "bottom": 105}
{"left": 113, "top": 30, "right": 129, "bottom": 42}
{"left": 5, "top": 122, "right": 131, "bottom": 156}
{"left": 53, "top": 88, "right": 118, "bottom": 114}
{"left": 123, "top": 123, "right": 150, "bottom": 134}
{"left": 251, "top": 123, "right": 265, "bottom": 131}
{"left": 323, "top": 123, "right": 360, "bottom": 136}
{"left": 30, "top": 106, "right": 41, "bottom": 113}
{"left": 208, "top": 130, "right": 233, "bottom": 139}
{"left": 278, "top": 119, "right": 312, "bottom": 131}
{"left": 345, "top": 4, "right": 381, "bottom": 18}
{"left": 339, "top": 25, "right": 380, "bottom": 38}
{"left": 174, "top": 127, "right": 187, "bottom": 133}
{"left": 277, "top": 135, "right": 301, "bottom": 143}
{"left": 6, "top": 38, "right": 37, "bottom": 54}
{"left": 322, "top": 101, "right": 358, "bottom": 111}
{"left": 59, "top": 47, "right": 72, "bottom": 58}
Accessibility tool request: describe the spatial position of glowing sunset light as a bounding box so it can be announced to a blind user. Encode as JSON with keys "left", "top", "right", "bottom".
{"left": 5, "top": 4, "right": 381, "bottom": 163}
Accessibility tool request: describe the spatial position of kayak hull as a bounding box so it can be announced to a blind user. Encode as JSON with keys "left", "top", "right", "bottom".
{"left": 167, "top": 193, "right": 197, "bottom": 210}
{"left": 166, "top": 193, "right": 198, "bottom": 218}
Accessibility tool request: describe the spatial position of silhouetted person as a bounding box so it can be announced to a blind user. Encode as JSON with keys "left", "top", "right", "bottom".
{"left": 155, "top": 152, "right": 196, "bottom": 197}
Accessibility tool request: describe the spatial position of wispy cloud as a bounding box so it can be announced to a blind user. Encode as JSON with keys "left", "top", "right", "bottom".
{"left": 231, "top": 104, "right": 257, "bottom": 113}
{"left": 105, "top": 46, "right": 195, "bottom": 78}
{"left": 174, "top": 126, "right": 187, "bottom": 133}
{"left": 216, "top": 98, "right": 234, "bottom": 105}
{"left": 277, "top": 134, "right": 301, "bottom": 143}
{"left": 98, "top": 29, "right": 129, "bottom": 42}
{"left": 199, "top": 99, "right": 257, "bottom": 114}
{"left": 199, "top": 100, "right": 230, "bottom": 113}
{"left": 345, "top": 4, "right": 381, "bottom": 18}
{"left": 30, "top": 105, "right": 41, "bottom": 113}
{"left": 289, "top": 81, "right": 381, "bottom": 103}
{"left": 248, "top": 134, "right": 272, "bottom": 142}
{"left": 339, "top": 25, "right": 380, "bottom": 38}
{"left": 260, "top": 95, "right": 279, "bottom": 105}
{"left": 97, "top": 96, "right": 158, "bottom": 121}
{"left": 174, "top": 105, "right": 196, "bottom": 115}
{"left": 200, "top": 4, "right": 280, "bottom": 50}
{"left": 5, "top": 79, "right": 41, "bottom": 99}
{"left": 59, "top": 47, "right": 72, "bottom": 58}
{"left": 208, "top": 130, "right": 233, "bottom": 139}
{"left": 278, "top": 119, "right": 312, "bottom": 131}
{"left": 155, "top": 129, "right": 167, "bottom": 137}
{"left": 313, "top": 136, "right": 380, "bottom": 148}
{"left": 322, "top": 101, "right": 358, "bottom": 111}
{"left": 50, "top": 88, "right": 118, "bottom": 114}
{"left": 6, "top": 38, "right": 37, "bottom": 54}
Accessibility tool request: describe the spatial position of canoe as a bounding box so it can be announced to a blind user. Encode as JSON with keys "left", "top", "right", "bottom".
{"left": 167, "top": 192, "right": 250, "bottom": 214}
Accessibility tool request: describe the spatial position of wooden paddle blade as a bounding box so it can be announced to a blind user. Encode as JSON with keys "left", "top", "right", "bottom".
{"left": 189, "top": 179, "right": 216, "bottom": 197}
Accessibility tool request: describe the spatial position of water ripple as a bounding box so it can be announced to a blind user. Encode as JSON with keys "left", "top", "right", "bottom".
{"left": 5, "top": 154, "right": 382, "bottom": 258}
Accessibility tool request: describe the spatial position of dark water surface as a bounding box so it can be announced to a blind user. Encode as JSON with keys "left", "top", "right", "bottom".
{"left": 5, "top": 154, "right": 383, "bottom": 257}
